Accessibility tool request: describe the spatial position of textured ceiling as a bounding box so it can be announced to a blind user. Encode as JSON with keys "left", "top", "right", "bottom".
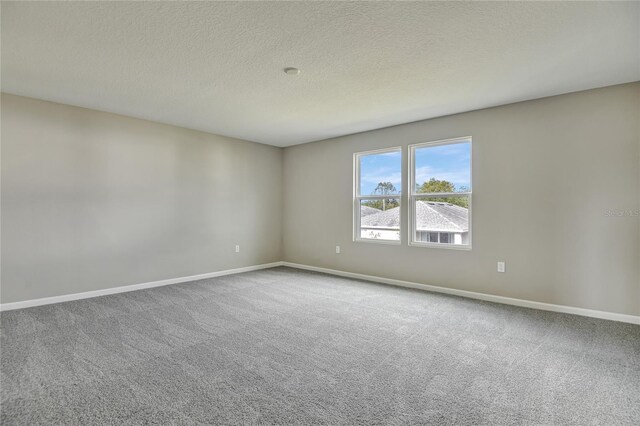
{"left": 2, "top": 1, "right": 639, "bottom": 147}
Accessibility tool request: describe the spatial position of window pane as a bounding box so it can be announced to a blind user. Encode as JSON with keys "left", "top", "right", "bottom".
{"left": 414, "top": 141, "right": 471, "bottom": 193}
{"left": 360, "top": 199, "right": 400, "bottom": 241}
{"left": 359, "top": 150, "right": 401, "bottom": 196}
{"left": 414, "top": 197, "right": 469, "bottom": 245}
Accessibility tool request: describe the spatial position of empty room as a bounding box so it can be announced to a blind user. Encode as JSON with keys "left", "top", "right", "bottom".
{"left": 1, "top": 1, "right": 639, "bottom": 425}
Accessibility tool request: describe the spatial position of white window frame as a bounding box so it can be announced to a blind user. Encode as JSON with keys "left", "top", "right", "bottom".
{"left": 353, "top": 146, "right": 402, "bottom": 245}
{"left": 408, "top": 137, "right": 472, "bottom": 250}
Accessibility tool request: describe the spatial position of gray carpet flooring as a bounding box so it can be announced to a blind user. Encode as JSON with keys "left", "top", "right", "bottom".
{"left": 1, "top": 267, "right": 639, "bottom": 425}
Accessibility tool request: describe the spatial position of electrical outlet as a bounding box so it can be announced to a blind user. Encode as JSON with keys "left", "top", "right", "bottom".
{"left": 235, "top": 245, "right": 240, "bottom": 253}
{"left": 335, "top": 245, "right": 341, "bottom": 254}
{"left": 497, "top": 261, "right": 506, "bottom": 273}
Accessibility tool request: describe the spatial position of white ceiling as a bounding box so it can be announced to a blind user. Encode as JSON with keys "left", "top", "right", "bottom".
{"left": 2, "top": 1, "right": 639, "bottom": 147}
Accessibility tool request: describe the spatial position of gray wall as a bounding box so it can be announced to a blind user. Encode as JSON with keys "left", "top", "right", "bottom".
{"left": 1, "top": 94, "right": 283, "bottom": 303}
{"left": 283, "top": 83, "right": 640, "bottom": 316}
{"left": 3, "top": 84, "right": 639, "bottom": 316}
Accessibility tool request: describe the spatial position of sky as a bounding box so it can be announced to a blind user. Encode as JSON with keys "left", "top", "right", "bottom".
{"left": 359, "top": 141, "right": 471, "bottom": 195}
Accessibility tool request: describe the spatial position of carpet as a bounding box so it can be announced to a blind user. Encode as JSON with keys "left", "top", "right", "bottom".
{"left": 1, "top": 267, "right": 639, "bottom": 425}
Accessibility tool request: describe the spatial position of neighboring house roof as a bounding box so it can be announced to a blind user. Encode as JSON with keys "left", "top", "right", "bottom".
{"left": 360, "top": 206, "right": 382, "bottom": 217}
{"left": 416, "top": 201, "right": 468, "bottom": 232}
{"left": 361, "top": 201, "right": 469, "bottom": 232}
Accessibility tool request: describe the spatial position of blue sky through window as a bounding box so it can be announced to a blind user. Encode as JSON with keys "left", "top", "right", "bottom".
{"left": 359, "top": 150, "right": 401, "bottom": 195}
{"left": 414, "top": 141, "right": 471, "bottom": 192}
{"left": 359, "top": 142, "right": 471, "bottom": 196}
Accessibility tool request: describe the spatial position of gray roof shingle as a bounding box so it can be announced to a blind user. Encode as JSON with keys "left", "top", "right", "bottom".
{"left": 361, "top": 201, "right": 468, "bottom": 232}
{"left": 360, "top": 206, "right": 381, "bottom": 217}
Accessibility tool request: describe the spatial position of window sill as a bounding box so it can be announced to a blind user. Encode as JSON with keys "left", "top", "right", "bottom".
{"left": 409, "top": 241, "right": 472, "bottom": 251}
{"left": 354, "top": 238, "right": 401, "bottom": 246}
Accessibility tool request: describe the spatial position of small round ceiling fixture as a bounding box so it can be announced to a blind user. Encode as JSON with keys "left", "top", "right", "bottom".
{"left": 284, "top": 67, "right": 300, "bottom": 75}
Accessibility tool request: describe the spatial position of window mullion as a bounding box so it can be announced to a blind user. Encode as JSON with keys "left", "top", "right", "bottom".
{"left": 356, "top": 195, "right": 402, "bottom": 200}
{"left": 412, "top": 192, "right": 471, "bottom": 197}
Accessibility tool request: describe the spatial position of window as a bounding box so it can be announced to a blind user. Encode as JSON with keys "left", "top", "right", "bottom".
{"left": 354, "top": 147, "right": 401, "bottom": 243}
{"left": 409, "top": 137, "right": 472, "bottom": 249}
{"left": 416, "top": 231, "right": 454, "bottom": 244}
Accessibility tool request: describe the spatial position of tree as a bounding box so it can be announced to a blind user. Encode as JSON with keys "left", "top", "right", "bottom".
{"left": 417, "top": 178, "right": 455, "bottom": 194}
{"left": 362, "top": 182, "right": 399, "bottom": 211}
{"left": 416, "top": 178, "right": 468, "bottom": 208}
{"left": 373, "top": 182, "right": 397, "bottom": 196}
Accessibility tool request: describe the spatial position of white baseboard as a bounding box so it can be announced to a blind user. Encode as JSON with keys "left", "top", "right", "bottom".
{"left": 3, "top": 260, "right": 638, "bottom": 325}
{"left": 281, "top": 262, "right": 640, "bottom": 325}
{"left": 0, "top": 262, "right": 284, "bottom": 312}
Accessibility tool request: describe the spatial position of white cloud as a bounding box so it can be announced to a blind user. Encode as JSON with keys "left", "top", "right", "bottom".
{"left": 375, "top": 151, "right": 401, "bottom": 158}
{"left": 415, "top": 166, "right": 470, "bottom": 188}
{"left": 361, "top": 170, "right": 401, "bottom": 185}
